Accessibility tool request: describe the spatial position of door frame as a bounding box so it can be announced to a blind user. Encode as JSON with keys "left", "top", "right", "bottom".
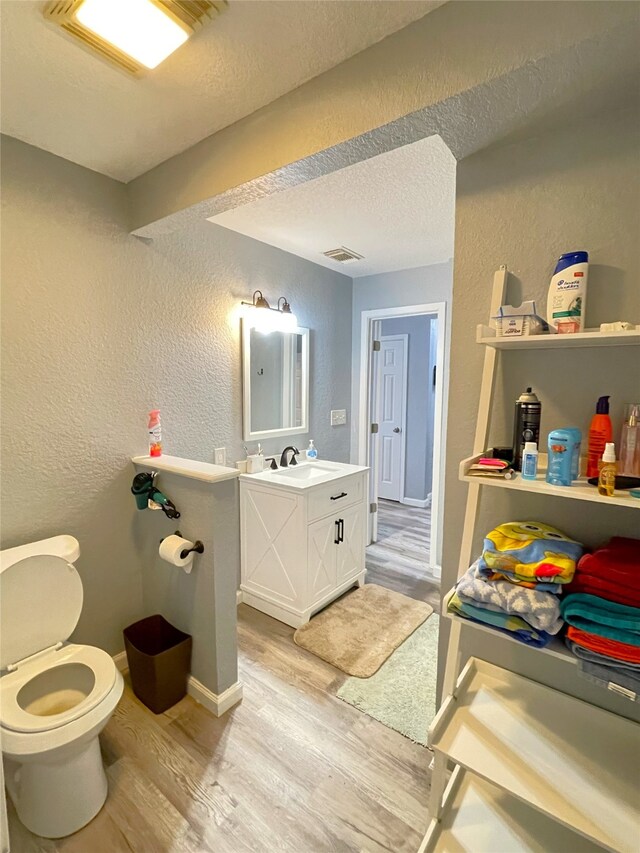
{"left": 358, "top": 302, "right": 446, "bottom": 579}
{"left": 374, "top": 334, "right": 408, "bottom": 504}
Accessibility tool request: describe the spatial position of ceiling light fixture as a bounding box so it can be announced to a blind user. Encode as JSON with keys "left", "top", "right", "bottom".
{"left": 241, "top": 291, "right": 298, "bottom": 334}
{"left": 44, "top": 0, "right": 226, "bottom": 76}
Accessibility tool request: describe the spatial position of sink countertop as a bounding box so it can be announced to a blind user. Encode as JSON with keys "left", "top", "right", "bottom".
{"left": 240, "top": 460, "right": 369, "bottom": 491}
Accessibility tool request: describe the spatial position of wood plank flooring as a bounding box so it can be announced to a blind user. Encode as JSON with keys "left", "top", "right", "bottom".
{"left": 8, "top": 605, "right": 431, "bottom": 852}
{"left": 366, "top": 500, "right": 440, "bottom": 611}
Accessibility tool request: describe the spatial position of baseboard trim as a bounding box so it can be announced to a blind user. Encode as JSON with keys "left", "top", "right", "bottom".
{"left": 187, "top": 677, "right": 243, "bottom": 717}
{"left": 236, "top": 589, "right": 243, "bottom": 606}
{"left": 401, "top": 497, "right": 430, "bottom": 508}
{"left": 428, "top": 563, "right": 442, "bottom": 580}
{"left": 113, "top": 651, "right": 128, "bottom": 672}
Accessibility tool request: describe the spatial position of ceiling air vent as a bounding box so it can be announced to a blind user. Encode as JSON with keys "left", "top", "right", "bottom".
{"left": 322, "top": 247, "right": 364, "bottom": 264}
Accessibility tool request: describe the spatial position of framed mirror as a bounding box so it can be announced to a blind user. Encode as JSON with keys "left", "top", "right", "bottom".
{"left": 242, "top": 321, "right": 310, "bottom": 441}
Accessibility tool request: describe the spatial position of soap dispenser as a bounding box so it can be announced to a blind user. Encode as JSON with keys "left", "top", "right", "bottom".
{"left": 306, "top": 440, "right": 318, "bottom": 460}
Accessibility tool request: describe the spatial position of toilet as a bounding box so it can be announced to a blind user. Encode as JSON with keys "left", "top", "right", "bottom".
{"left": 0, "top": 535, "right": 124, "bottom": 839}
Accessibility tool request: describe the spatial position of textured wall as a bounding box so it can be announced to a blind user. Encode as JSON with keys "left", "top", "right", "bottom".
{"left": 0, "top": 136, "right": 353, "bottom": 656}
{"left": 381, "top": 315, "right": 433, "bottom": 502}
{"left": 442, "top": 107, "right": 640, "bottom": 722}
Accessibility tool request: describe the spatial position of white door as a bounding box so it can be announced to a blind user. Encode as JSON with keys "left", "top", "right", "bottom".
{"left": 336, "top": 505, "right": 366, "bottom": 584}
{"left": 377, "top": 336, "right": 407, "bottom": 502}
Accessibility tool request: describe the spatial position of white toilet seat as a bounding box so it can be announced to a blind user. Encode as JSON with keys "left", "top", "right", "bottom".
{"left": 0, "top": 644, "right": 117, "bottom": 734}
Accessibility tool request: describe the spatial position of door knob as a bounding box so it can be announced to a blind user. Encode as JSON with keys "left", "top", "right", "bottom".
{"left": 393, "top": 427, "right": 401, "bottom": 433}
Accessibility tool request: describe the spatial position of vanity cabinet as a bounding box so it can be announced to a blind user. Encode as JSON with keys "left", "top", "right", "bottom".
{"left": 240, "top": 469, "right": 368, "bottom": 627}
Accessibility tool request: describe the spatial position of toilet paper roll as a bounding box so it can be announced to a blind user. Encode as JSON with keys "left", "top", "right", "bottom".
{"left": 159, "top": 534, "right": 195, "bottom": 573}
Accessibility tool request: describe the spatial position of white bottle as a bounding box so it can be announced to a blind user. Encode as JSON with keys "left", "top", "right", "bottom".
{"left": 306, "top": 440, "right": 318, "bottom": 460}
{"left": 547, "top": 251, "right": 589, "bottom": 333}
{"left": 521, "top": 441, "right": 539, "bottom": 480}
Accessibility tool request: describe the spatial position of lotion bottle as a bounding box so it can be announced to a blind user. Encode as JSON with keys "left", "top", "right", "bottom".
{"left": 598, "top": 443, "right": 617, "bottom": 497}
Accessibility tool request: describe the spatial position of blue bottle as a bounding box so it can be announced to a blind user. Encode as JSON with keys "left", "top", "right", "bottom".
{"left": 546, "top": 429, "right": 576, "bottom": 486}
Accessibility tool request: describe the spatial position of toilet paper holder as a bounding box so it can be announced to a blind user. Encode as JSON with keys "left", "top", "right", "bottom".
{"left": 160, "top": 530, "right": 204, "bottom": 559}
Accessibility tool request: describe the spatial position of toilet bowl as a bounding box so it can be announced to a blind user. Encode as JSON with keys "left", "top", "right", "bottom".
{"left": 0, "top": 535, "right": 124, "bottom": 838}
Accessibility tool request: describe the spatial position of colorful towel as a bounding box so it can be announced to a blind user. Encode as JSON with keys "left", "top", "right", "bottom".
{"left": 561, "top": 594, "right": 640, "bottom": 646}
{"left": 447, "top": 591, "right": 552, "bottom": 647}
{"left": 567, "top": 627, "right": 640, "bottom": 664}
{"left": 478, "top": 522, "right": 583, "bottom": 586}
{"left": 456, "top": 561, "right": 563, "bottom": 634}
{"left": 565, "top": 576, "right": 640, "bottom": 609}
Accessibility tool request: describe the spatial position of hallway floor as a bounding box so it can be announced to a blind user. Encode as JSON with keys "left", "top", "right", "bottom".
{"left": 365, "top": 499, "right": 440, "bottom": 611}
{"left": 7, "top": 605, "right": 430, "bottom": 853}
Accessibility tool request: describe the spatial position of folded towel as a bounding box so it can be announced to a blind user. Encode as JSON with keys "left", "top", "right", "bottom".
{"left": 576, "top": 537, "right": 640, "bottom": 585}
{"left": 566, "top": 640, "right": 640, "bottom": 673}
{"left": 478, "top": 521, "right": 583, "bottom": 585}
{"left": 576, "top": 659, "right": 640, "bottom": 702}
{"left": 456, "top": 561, "right": 563, "bottom": 634}
{"left": 480, "top": 572, "right": 562, "bottom": 594}
{"left": 448, "top": 591, "right": 552, "bottom": 647}
{"left": 561, "top": 594, "right": 640, "bottom": 646}
{"left": 565, "top": 576, "right": 640, "bottom": 609}
{"left": 566, "top": 626, "right": 640, "bottom": 664}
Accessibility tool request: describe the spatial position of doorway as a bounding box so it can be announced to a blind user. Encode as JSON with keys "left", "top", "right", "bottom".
{"left": 358, "top": 302, "right": 446, "bottom": 586}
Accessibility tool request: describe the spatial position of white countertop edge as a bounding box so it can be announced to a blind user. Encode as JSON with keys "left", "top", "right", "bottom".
{"left": 239, "top": 460, "right": 369, "bottom": 491}
{"left": 132, "top": 455, "right": 240, "bottom": 484}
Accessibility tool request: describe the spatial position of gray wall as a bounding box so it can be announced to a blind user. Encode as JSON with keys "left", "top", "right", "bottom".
{"left": 0, "top": 135, "right": 353, "bottom": 656}
{"left": 441, "top": 106, "right": 640, "bottom": 722}
{"left": 381, "top": 315, "right": 434, "bottom": 502}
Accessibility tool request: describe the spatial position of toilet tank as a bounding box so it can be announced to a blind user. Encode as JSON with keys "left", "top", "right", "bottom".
{"left": 0, "top": 535, "right": 80, "bottom": 571}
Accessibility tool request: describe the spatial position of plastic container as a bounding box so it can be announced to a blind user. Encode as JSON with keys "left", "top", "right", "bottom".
{"left": 598, "top": 443, "right": 617, "bottom": 497}
{"left": 586, "top": 396, "right": 613, "bottom": 479}
{"left": 566, "top": 427, "right": 583, "bottom": 480}
{"left": 521, "top": 442, "right": 539, "bottom": 480}
{"left": 148, "top": 409, "right": 162, "bottom": 457}
{"left": 306, "top": 440, "right": 318, "bottom": 460}
{"left": 512, "top": 388, "right": 541, "bottom": 471}
{"left": 123, "top": 615, "right": 192, "bottom": 714}
{"left": 546, "top": 429, "right": 577, "bottom": 487}
{"left": 547, "top": 250, "right": 589, "bottom": 333}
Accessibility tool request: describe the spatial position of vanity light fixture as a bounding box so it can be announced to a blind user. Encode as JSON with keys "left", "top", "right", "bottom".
{"left": 241, "top": 291, "right": 298, "bottom": 334}
{"left": 43, "top": 0, "right": 226, "bottom": 76}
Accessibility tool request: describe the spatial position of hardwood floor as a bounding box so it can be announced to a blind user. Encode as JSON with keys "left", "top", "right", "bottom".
{"left": 366, "top": 500, "right": 440, "bottom": 611}
{"left": 8, "top": 605, "right": 431, "bottom": 853}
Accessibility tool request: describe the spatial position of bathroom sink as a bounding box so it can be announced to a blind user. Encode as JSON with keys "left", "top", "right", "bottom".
{"left": 241, "top": 460, "right": 368, "bottom": 490}
{"left": 276, "top": 463, "right": 337, "bottom": 480}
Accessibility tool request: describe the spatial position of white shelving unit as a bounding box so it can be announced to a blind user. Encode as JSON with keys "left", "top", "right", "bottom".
{"left": 460, "top": 452, "right": 640, "bottom": 509}
{"left": 422, "top": 267, "right": 640, "bottom": 853}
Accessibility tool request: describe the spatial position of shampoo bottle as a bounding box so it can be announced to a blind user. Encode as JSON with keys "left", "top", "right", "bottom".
{"left": 547, "top": 250, "right": 588, "bottom": 333}
{"left": 598, "top": 443, "right": 617, "bottom": 496}
{"left": 587, "top": 396, "right": 612, "bottom": 479}
{"left": 148, "top": 409, "right": 162, "bottom": 457}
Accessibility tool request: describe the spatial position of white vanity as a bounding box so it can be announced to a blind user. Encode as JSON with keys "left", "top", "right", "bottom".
{"left": 240, "top": 460, "right": 369, "bottom": 627}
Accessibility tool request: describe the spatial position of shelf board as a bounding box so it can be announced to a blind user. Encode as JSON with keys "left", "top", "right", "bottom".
{"left": 460, "top": 453, "right": 640, "bottom": 509}
{"left": 428, "top": 658, "right": 640, "bottom": 852}
{"left": 477, "top": 324, "right": 640, "bottom": 349}
{"left": 419, "top": 766, "right": 605, "bottom": 853}
{"left": 132, "top": 454, "right": 240, "bottom": 484}
{"left": 442, "top": 587, "right": 576, "bottom": 664}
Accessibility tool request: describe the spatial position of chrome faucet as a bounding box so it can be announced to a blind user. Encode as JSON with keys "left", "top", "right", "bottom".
{"left": 279, "top": 446, "right": 300, "bottom": 467}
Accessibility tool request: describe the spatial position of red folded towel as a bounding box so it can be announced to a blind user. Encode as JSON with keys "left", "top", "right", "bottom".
{"left": 566, "top": 576, "right": 640, "bottom": 609}
{"left": 567, "top": 626, "right": 640, "bottom": 664}
{"left": 576, "top": 537, "right": 640, "bottom": 584}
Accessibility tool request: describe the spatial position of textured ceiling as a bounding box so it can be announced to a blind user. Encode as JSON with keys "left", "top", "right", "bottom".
{"left": 0, "top": 0, "right": 443, "bottom": 182}
{"left": 209, "top": 134, "right": 455, "bottom": 276}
